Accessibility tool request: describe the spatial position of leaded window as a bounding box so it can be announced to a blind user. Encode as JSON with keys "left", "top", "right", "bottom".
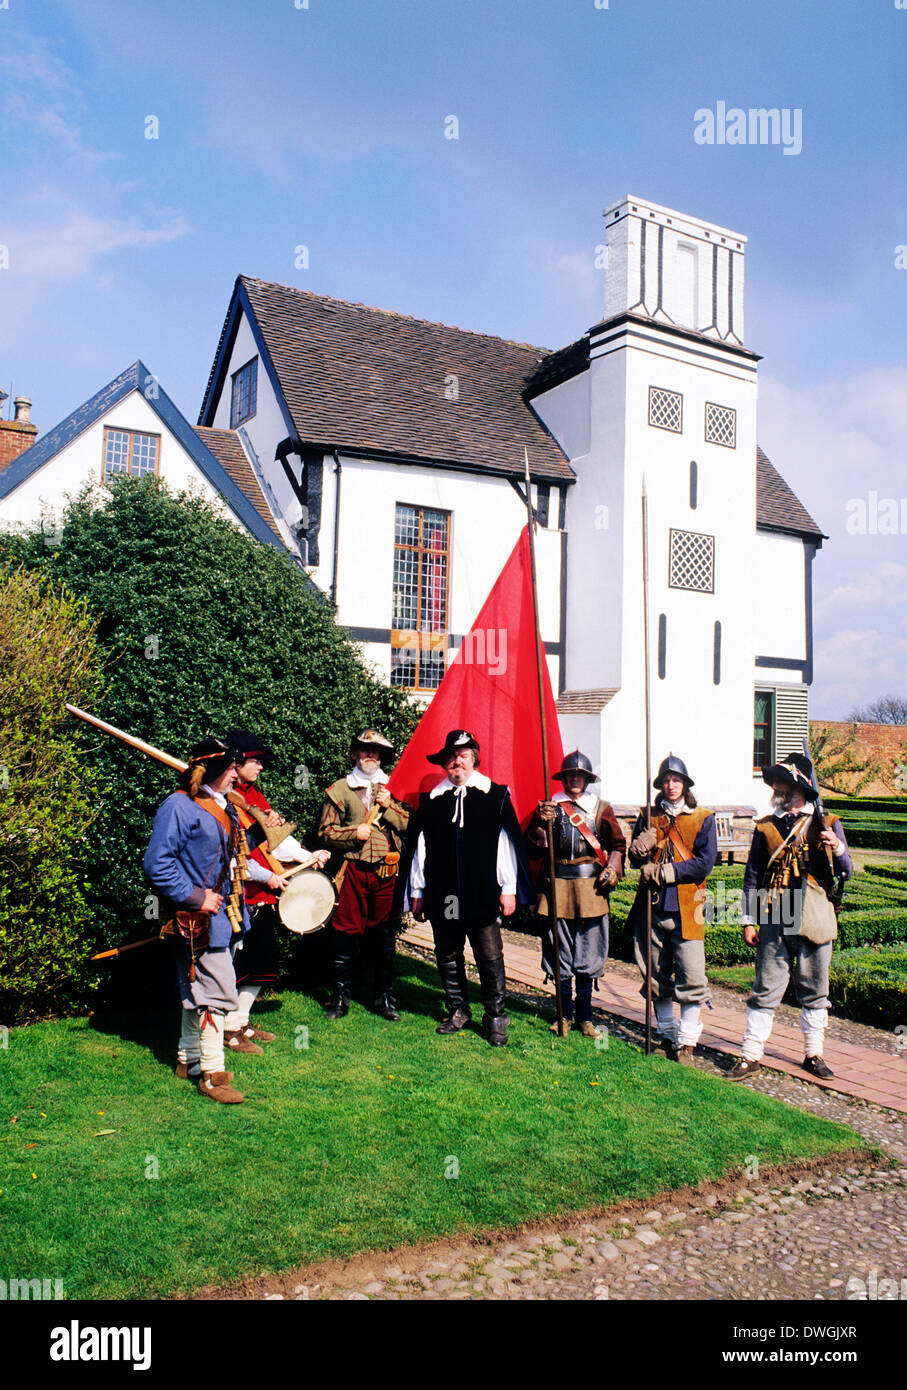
{"left": 754, "top": 690, "right": 774, "bottom": 773}
{"left": 648, "top": 386, "right": 683, "bottom": 433}
{"left": 668, "top": 528, "right": 715, "bottom": 594}
{"left": 390, "top": 504, "right": 450, "bottom": 690}
{"left": 704, "top": 401, "right": 736, "bottom": 448}
{"left": 230, "top": 358, "right": 258, "bottom": 428}
{"left": 102, "top": 427, "right": 160, "bottom": 484}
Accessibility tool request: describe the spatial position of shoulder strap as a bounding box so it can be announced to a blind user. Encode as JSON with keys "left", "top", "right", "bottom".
{"left": 175, "top": 789, "right": 231, "bottom": 838}
{"left": 564, "top": 800, "right": 607, "bottom": 867}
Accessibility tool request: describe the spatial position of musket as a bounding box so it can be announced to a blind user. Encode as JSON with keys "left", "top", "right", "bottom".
{"left": 641, "top": 478, "right": 654, "bottom": 1056}
{"left": 64, "top": 703, "right": 297, "bottom": 866}
{"left": 524, "top": 448, "right": 566, "bottom": 1037}
{"left": 803, "top": 735, "right": 846, "bottom": 913}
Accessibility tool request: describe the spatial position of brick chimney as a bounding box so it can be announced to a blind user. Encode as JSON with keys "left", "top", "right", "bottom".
{"left": 0, "top": 394, "right": 38, "bottom": 473}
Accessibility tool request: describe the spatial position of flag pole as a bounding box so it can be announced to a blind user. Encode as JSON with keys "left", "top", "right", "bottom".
{"left": 524, "top": 448, "right": 566, "bottom": 1038}
{"left": 641, "top": 477, "right": 654, "bottom": 1056}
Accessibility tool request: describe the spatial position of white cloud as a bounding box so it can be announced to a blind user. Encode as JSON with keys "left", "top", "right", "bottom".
{"left": 759, "top": 370, "right": 907, "bottom": 716}
{"left": 2, "top": 191, "right": 190, "bottom": 279}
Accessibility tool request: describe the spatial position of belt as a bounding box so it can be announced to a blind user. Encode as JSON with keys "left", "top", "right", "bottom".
{"left": 554, "top": 862, "right": 598, "bottom": 880}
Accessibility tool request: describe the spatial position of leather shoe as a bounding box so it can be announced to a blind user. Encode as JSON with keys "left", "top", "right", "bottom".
{"left": 802, "top": 1055, "right": 834, "bottom": 1079}
{"left": 726, "top": 1057, "right": 761, "bottom": 1080}
{"left": 242, "top": 1023, "right": 276, "bottom": 1043}
{"left": 675, "top": 1044, "right": 694, "bottom": 1065}
{"left": 224, "top": 1029, "right": 263, "bottom": 1055}
{"left": 198, "top": 1070, "right": 244, "bottom": 1104}
{"left": 437, "top": 1007, "right": 471, "bottom": 1034}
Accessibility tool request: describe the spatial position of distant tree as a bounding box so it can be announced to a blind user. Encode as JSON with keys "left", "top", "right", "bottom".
{"left": 809, "top": 722, "right": 880, "bottom": 797}
{"left": 4, "top": 475, "right": 420, "bottom": 964}
{"left": 847, "top": 694, "right": 907, "bottom": 724}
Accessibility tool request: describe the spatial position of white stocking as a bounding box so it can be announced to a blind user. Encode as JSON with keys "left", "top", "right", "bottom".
{"left": 801, "top": 1006, "right": 828, "bottom": 1058}
{"left": 199, "top": 1009, "right": 226, "bottom": 1074}
{"left": 654, "top": 997, "right": 678, "bottom": 1042}
{"left": 177, "top": 1008, "right": 201, "bottom": 1067}
{"left": 224, "top": 985, "right": 260, "bottom": 1031}
{"left": 741, "top": 1006, "right": 774, "bottom": 1061}
{"left": 678, "top": 1003, "right": 703, "bottom": 1047}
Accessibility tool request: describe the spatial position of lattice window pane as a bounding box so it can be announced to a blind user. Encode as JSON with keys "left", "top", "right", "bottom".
{"left": 668, "top": 528, "right": 715, "bottom": 593}
{"left": 391, "top": 503, "right": 450, "bottom": 689}
{"left": 104, "top": 430, "right": 130, "bottom": 478}
{"left": 648, "top": 386, "right": 683, "bottom": 434}
{"left": 131, "top": 433, "right": 158, "bottom": 477}
{"left": 230, "top": 359, "right": 257, "bottom": 428}
{"left": 705, "top": 401, "right": 736, "bottom": 448}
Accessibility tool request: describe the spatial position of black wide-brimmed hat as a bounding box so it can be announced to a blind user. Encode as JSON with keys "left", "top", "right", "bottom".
{"left": 553, "top": 749, "right": 598, "bottom": 785}
{"left": 225, "top": 727, "right": 275, "bottom": 769}
{"left": 653, "top": 753, "right": 694, "bottom": 789}
{"left": 350, "top": 728, "right": 395, "bottom": 764}
{"left": 427, "top": 729, "right": 480, "bottom": 766}
{"left": 185, "top": 736, "right": 239, "bottom": 786}
{"left": 763, "top": 753, "right": 819, "bottom": 801}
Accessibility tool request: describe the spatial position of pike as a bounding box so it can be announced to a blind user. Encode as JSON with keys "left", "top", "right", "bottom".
{"left": 523, "top": 448, "right": 566, "bottom": 1037}
{"left": 803, "top": 735, "right": 846, "bottom": 914}
{"left": 641, "top": 478, "right": 654, "bottom": 1055}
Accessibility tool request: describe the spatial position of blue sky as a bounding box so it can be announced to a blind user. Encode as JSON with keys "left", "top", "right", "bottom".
{"left": 1, "top": 0, "right": 905, "bottom": 717}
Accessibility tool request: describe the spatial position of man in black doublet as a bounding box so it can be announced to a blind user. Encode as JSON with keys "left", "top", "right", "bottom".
{"left": 408, "top": 729, "right": 530, "bottom": 1046}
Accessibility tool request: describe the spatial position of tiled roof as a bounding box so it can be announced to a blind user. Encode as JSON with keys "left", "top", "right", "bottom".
{"left": 219, "top": 277, "right": 574, "bottom": 483}
{"left": 555, "top": 688, "right": 619, "bottom": 715}
{"left": 194, "top": 427, "right": 283, "bottom": 542}
{"left": 756, "top": 447, "right": 825, "bottom": 540}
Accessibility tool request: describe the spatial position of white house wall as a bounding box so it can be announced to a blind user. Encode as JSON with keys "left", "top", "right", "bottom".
{"left": 209, "top": 312, "right": 299, "bottom": 533}
{"left": 750, "top": 530, "right": 807, "bottom": 662}
{"left": 0, "top": 390, "right": 227, "bottom": 532}
{"left": 328, "top": 457, "right": 562, "bottom": 691}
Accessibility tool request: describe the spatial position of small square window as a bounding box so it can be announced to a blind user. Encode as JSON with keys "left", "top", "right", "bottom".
{"left": 705, "top": 401, "right": 736, "bottom": 448}
{"left": 648, "top": 386, "right": 683, "bottom": 434}
{"left": 230, "top": 359, "right": 258, "bottom": 428}
{"left": 668, "top": 528, "right": 715, "bottom": 594}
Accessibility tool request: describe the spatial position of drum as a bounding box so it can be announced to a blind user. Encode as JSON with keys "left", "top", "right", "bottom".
{"left": 278, "top": 869, "right": 338, "bottom": 935}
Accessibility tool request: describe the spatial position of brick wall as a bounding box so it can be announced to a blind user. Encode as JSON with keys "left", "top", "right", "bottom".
{"left": 0, "top": 419, "right": 37, "bottom": 472}
{"left": 811, "top": 720, "right": 907, "bottom": 797}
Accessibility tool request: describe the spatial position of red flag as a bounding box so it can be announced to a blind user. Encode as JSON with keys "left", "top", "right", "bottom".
{"left": 388, "top": 525, "right": 563, "bottom": 825}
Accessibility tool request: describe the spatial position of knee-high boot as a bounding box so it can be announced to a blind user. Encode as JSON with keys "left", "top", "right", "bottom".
{"left": 436, "top": 952, "right": 472, "bottom": 1033}
{"left": 325, "top": 929, "right": 360, "bottom": 1019}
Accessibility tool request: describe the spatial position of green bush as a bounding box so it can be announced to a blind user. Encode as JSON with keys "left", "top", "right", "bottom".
{"left": 0, "top": 566, "right": 104, "bottom": 1022}
{"left": 5, "top": 477, "right": 419, "bottom": 985}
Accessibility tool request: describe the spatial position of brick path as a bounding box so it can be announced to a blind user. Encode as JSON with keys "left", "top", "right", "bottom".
{"left": 401, "top": 924, "right": 907, "bottom": 1113}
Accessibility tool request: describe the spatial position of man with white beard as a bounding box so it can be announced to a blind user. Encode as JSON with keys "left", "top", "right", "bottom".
{"left": 627, "top": 755, "right": 717, "bottom": 1063}
{"left": 727, "top": 753, "right": 852, "bottom": 1081}
{"left": 319, "top": 729, "right": 410, "bottom": 1021}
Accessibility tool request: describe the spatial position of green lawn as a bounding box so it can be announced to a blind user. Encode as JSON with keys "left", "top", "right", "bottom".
{"left": 0, "top": 956, "right": 870, "bottom": 1300}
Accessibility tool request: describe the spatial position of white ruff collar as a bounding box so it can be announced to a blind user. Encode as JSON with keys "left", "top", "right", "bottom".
{"left": 554, "top": 789, "right": 598, "bottom": 815}
{"left": 430, "top": 770, "right": 491, "bottom": 798}
{"left": 347, "top": 766, "right": 388, "bottom": 790}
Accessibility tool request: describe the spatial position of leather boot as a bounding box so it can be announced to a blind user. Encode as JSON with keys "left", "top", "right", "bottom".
{"left": 373, "top": 992, "right": 401, "bottom": 1021}
{"left": 471, "top": 924, "right": 507, "bottom": 1021}
{"left": 325, "top": 930, "right": 359, "bottom": 1019}
{"left": 436, "top": 952, "right": 472, "bottom": 1033}
{"left": 483, "top": 1014, "right": 509, "bottom": 1047}
{"left": 324, "top": 986, "right": 351, "bottom": 1020}
{"left": 198, "top": 1070, "right": 244, "bottom": 1103}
